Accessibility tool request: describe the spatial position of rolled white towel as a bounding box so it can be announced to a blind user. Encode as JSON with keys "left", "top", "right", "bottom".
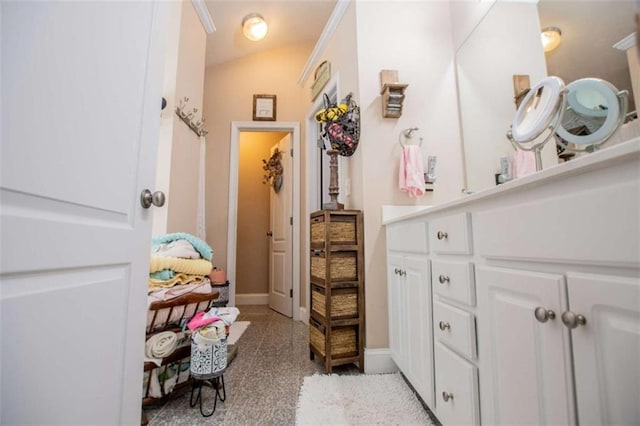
{"left": 145, "top": 331, "right": 178, "bottom": 359}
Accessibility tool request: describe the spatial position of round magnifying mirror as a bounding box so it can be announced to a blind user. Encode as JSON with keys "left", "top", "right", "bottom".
{"left": 507, "top": 76, "right": 567, "bottom": 171}
{"left": 556, "top": 78, "right": 628, "bottom": 149}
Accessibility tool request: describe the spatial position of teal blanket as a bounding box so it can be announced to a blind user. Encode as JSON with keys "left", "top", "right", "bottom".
{"left": 151, "top": 233, "right": 213, "bottom": 261}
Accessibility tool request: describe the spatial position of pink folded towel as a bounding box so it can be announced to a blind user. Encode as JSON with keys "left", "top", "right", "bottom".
{"left": 187, "top": 311, "right": 221, "bottom": 331}
{"left": 513, "top": 149, "right": 536, "bottom": 178}
{"left": 399, "top": 145, "right": 425, "bottom": 197}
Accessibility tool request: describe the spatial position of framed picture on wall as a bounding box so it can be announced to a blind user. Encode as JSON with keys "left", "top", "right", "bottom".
{"left": 253, "top": 94, "right": 277, "bottom": 121}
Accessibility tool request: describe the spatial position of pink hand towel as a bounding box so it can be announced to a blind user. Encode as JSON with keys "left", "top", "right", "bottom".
{"left": 513, "top": 149, "right": 536, "bottom": 178}
{"left": 399, "top": 145, "right": 425, "bottom": 197}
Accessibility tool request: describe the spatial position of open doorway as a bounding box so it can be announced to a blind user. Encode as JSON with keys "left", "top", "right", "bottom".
{"left": 227, "top": 122, "right": 301, "bottom": 319}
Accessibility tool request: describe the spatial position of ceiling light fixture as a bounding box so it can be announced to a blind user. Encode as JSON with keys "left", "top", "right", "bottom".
{"left": 541, "top": 27, "right": 562, "bottom": 52}
{"left": 242, "top": 13, "right": 268, "bottom": 41}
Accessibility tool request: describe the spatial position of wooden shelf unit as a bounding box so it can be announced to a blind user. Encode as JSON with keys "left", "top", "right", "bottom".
{"left": 309, "top": 209, "right": 365, "bottom": 373}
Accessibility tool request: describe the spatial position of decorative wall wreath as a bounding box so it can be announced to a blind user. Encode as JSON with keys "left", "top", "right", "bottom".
{"left": 262, "top": 149, "right": 283, "bottom": 192}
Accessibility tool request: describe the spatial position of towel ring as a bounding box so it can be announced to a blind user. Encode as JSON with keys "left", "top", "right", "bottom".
{"left": 399, "top": 127, "right": 422, "bottom": 147}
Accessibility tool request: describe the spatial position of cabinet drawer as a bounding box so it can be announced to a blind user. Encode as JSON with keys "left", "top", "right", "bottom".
{"left": 435, "top": 343, "right": 480, "bottom": 425}
{"left": 434, "top": 301, "right": 477, "bottom": 360}
{"left": 387, "top": 221, "right": 429, "bottom": 253}
{"left": 429, "top": 213, "right": 472, "bottom": 255}
{"left": 432, "top": 260, "right": 476, "bottom": 306}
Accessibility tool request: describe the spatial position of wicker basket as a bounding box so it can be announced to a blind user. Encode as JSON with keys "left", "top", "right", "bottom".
{"left": 311, "top": 252, "right": 357, "bottom": 282}
{"left": 311, "top": 220, "right": 357, "bottom": 245}
{"left": 309, "top": 323, "right": 357, "bottom": 359}
{"left": 312, "top": 286, "right": 358, "bottom": 319}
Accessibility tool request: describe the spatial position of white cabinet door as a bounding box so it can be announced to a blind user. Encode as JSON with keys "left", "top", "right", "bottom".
{"left": 387, "top": 254, "right": 406, "bottom": 372}
{"left": 567, "top": 273, "right": 640, "bottom": 425}
{"left": 405, "top": 256, "right": 434, "bottom": 408}
{"left": 477, "top": 267, "right": 575, "bottom": 425}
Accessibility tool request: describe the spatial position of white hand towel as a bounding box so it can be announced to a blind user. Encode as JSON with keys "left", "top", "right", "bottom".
{"left": 399, "top": 145, "right": 425, "bottom": 197}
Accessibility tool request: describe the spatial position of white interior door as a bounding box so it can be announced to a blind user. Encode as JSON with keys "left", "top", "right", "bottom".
{"left": 268, "top": 135, "right": 293, "bottom": 316}
{"left": 1, "top": 2, "right": 167, "bottom": 424}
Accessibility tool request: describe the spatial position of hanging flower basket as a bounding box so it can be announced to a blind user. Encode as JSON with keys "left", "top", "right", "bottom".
{"left": 262, "top": 149, "right": 283, "bottom": 192}
{"left": 315, "top": 92, "right": 360, "bottom": 157}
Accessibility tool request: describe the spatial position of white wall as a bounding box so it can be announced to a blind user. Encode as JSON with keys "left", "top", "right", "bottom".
{"left": 303, "top": 1, "right": 464, "bottom": 350}
{"left": 152, "top": 0, "right": 207, "bottom": 236}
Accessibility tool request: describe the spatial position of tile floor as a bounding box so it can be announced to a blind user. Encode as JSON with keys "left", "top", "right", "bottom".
{"left": 145, "top": 305, "right": 360, "bottom": 425}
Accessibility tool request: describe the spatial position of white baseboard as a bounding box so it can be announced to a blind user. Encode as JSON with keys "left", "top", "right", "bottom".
{"left": 364, "top": 348, "right": 399, "bottom": 374}
{"left": 235, "top": 293, "right": 269, "bottom": 305}
{"left": 299, "top": 307, "right": 308, "bottom": 324}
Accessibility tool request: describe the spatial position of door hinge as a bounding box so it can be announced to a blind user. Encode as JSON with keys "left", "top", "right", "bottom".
{"left": 290, "top": 217, "right": 293, "bottom": 225}
{"left": 290, "top": 148, "right": 293, "bottom": 157}
{"left": 290, "top": 289, "right": 293, "bottom": 298}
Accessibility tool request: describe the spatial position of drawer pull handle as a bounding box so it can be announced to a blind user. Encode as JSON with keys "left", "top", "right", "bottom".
{"left": 394, "top": 268, "right": 400, "bottom": 275}
{"left": 439, "top": 321, "right": 450, "bottom": 331}
{"left": 534, "top": 307, "right": 556, "bottom": 323}
{"left": 442, "top": 391, "right": 454, "bottom": 402}
{"left": 400, "top": 270, "right": 406, "bottom": 276}
{"left": 438, "top": 275, "right": 450, "bottom": 284}
{"left": 561, "top": 311, "right": 587, "bottom": 329}
{"left": 437, "top": 231, "right": 448, "bottom": 240}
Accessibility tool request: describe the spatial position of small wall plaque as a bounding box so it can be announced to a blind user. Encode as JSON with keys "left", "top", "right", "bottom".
{"left": 253, "top": 94, "right": 277, "bottom": 121}
{"left": 311, "top": 61, "right": 331, "bottom": 101}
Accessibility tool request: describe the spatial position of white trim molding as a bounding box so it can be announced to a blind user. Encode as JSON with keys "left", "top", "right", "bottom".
{"left": 297, "top": 0, "right": 351, "bottom": 86}
{"left": 191, "top": 0, "right": 216, "bottom": 34}
{"left": 613, "top": 32, "right": 637, "bottom": 50}
{"left": 228, "top": 122, "right": 301, "bottom": 320}
{"left": 299, "top": 307, "right": 308, "bottom": 325}
{"left": 235, "top": 293, "right": 269, "bottom": 305}
{"left": 364, "top": 348, "right": 398, "bottom": 374}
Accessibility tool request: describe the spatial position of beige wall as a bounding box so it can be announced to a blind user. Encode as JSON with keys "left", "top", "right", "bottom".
{"left": 302, "top": 1, "right": 464, "bottom": 349}
{"left": 153, "top": 0, "right": 207, "bottom": 237}
{"left": 236, "top": 132, "right": 287, "bottom": 295}
{"left": 203, "top": 42, "right": 314, "bottom": 304}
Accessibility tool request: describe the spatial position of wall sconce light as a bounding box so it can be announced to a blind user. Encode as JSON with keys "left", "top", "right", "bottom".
{"left": 242, "top": 13, "right": 268, "bottom": 41}
{"left": 541, "top": 27, "right": 562, "bottom": 52}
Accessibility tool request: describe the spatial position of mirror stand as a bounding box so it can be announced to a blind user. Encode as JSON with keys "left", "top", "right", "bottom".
{"left": 507, "top": 90, "right": 567, "bottom": 171}
{"left": 556, "top": 90, "right": 629, "bottom": 155}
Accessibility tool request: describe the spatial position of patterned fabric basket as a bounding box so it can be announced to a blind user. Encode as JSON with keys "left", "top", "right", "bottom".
{"left": 190, "top": 335, "right": 227, "bottom": 379}
{"left": 211, "top": 281, "right": 230, "bottom": 305}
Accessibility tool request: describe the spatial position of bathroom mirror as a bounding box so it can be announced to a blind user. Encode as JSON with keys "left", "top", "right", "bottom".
{"left": 456, "top": 0, "right": 637, "bottom": 193}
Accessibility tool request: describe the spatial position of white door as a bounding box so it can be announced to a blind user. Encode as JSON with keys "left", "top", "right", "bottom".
{"left": 476, "top": 266, "right": 575, "bottom": 425}
{"left": 268, "top": 135, "right": 293, "bottom": 316}
{"left": 567, "top": 272, "right": 640, "bottom": 425}
{"left": 386, "top": 253, "right": 405, "bottom": 371}
{"left": 405, "top": 256, "right": 434, "bottom": 408}
{"left": 1, "top": 2, "right": 167, "bottom": 424}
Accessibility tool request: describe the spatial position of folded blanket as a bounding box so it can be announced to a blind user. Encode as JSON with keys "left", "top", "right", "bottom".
{"left": 150, "top": 269, "right": 175, "bottom": 281}
{"left": 152, "top": 239, "right": 201, "bottom": 259}
{"left": 148, "top": 280, "right": 210, "bottom": 304}
{"left": 149, "top": 257, "right": 212, "bottom": 275}
{"left": 148, "top": 274, "right": 207, "bottom": 292}
{"left": 151, "top": 233, "right": 213, "bottom": 261}
{"left": 145, "top": 331, "right": 178, "bottom": 359}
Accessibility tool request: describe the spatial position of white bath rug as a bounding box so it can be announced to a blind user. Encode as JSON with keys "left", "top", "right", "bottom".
{"left": 295, "top": 373, "right": 435, "bottom": 425}
{"left": 227, "top": 321, "right": 250, "bottom": 345}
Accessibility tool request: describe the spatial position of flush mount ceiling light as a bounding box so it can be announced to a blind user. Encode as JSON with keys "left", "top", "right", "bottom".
{"left": 242, "top": 13, "right": 268, "bottom": 41}
{"left": 541, "top": 27, "right": 562, "bottom": 52}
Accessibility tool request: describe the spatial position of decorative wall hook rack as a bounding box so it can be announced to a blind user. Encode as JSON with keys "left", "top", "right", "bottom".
{"left": 175, "top": 97, "right": 208, "bottom": 137}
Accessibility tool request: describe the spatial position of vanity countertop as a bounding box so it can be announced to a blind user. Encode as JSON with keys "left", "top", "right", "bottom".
{"left": 382, "top": 138, "right": 640, "bottom": 225}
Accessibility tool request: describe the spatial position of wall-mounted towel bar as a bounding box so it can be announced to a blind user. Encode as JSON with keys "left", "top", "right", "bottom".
{"left": 175, "top": 97, "right": 208, "bottom": 137}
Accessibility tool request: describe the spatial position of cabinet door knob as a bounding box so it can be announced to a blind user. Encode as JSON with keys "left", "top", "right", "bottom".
{"left": 394, "top": 268, "right": 400, "bottom": 275}
{"left": 438, "top": 275, "right": 450, "bottom": 284}
{"left": 439, "top": 321, "right": 451, "bottom": 331}
{"left": 561, "top": 311, "right": 587, "bottom": 329}
{"left": 442, "top": 391, "right": 454, "bottom": 402}
{"left": 400, "top": 270, "right": 406, "bottom": 276}
{"left": 437, "top": 231, "right": 448, "bottom": 240}
{"left": 534, "top": 306, "right": 556, "bottom": 323}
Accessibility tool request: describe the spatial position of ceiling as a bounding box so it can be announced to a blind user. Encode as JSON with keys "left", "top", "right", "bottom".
{"left": 538, "top": 0, "right": 637, "bottom": 112}
{"left": 201, "top": 0, "right": 637, "bottom": 112}
{"left": 203, "top": 0, "right": 337, "bottom": 68}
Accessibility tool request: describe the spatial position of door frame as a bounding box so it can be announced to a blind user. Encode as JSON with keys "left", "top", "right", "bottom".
{"left": 227, "top": 121, "right": 301, "bottom": 319}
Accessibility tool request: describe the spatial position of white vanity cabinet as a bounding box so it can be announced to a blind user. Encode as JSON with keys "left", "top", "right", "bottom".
{"left": 385, "top": 220, "right": 434, "bottom": 408}
{"left": 383, "top": 141, "right": 640, "bottom": 425}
